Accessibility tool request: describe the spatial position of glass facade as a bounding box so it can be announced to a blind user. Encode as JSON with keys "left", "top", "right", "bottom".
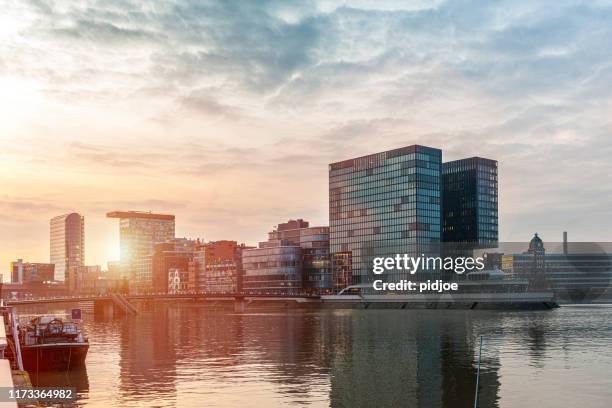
{"left": 329, "top": 145, "right": 442, "bottom": 287}
{"left": 242, "top": 245, "right": 302, "bottom": 291}
{"left": 242, "top": 220, "right": 330, "bottom": 292}
{"left": 50, "top": 213, "right": 84, "bottom": 282}
{"left": 300, "top": 227, "right": 331, "bottom": 290}
{"left": 504, "top": 252, "right": 612, "bottom": 301}
{"left": 107, "top": 211, "right": 175, "bottom": 293}
{"left": 442, "top": 157, "right": 498, "bottom": 249}
{"left": 544, "top": 254, "right": 612, "bottom": 302}
{"left": 503, "top": 237, "right": 612, "bottom": 303}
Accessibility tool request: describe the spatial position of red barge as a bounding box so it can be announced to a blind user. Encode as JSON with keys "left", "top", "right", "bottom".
{"left": 19, "top": 316, "right": 89, "bottom": 371}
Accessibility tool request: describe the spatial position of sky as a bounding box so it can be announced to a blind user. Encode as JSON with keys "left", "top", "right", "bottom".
{"left": 1, "top": 0, "right": 612, "bottom": 276}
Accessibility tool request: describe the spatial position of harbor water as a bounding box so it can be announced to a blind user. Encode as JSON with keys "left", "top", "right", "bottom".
{"left": 19, "top": 304, "right": 612, "bottom": 407}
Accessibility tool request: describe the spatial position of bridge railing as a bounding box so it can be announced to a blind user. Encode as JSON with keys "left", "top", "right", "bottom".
{"left": 3, "top": 291, "right": 321, "bottom": 304}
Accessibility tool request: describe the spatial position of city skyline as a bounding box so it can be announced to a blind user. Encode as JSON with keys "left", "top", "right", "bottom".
{"left": 2, "top": 0, "right": 612, "bottom": 276}
{"left": 0, "top": 145, "right": 602, "bottom": 279}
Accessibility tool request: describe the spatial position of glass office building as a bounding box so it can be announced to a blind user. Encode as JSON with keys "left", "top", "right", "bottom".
{"left": 107, "top": 211, "right": 175, "bottom": 293}
{"left": 442, "top": 157, "right": 498, "bottom": 249}
{"left": 243, "top": 245, "right": 302, "bottom": 291}
{"left": 501, "top": 234, "right": 612, "bottom": 303}
{"left": 50, "top": 212, "right": 85, "bottom": 282}
{"left": 300, "top": 227, "right": 331, "bottom": 291}
{"left": 242, "top": 219, "right": 330, "bottom": 292}
{"left": 329, "top": 145, "right": 442, "bottom": 287}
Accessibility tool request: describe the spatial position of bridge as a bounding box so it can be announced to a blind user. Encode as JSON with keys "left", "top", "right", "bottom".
{"left": 4, "top": 292, "right": 322, "bottom": 315}
{"left": 3, "top": 290, "right": 559, "bottom": 313}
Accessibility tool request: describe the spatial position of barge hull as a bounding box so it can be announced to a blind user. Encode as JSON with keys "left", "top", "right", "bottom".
{"left": 22, "top": 344, "right": 88, "bottom": 371}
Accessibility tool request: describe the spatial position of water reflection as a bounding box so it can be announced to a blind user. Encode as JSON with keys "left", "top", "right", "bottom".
{"left": 324, "top": 311, "right": 501, "bottom": 407}
{"left": 30, "top": 367, "right": 89, "bottom": 394}
{"left": 14, "top": 304, "right": 612, "bottom": 408}
{"left": 118, "top": 305, "right": 178, "bottom": 405}
{"left": 112, "top": 307, "right": 501, "bottom": 407}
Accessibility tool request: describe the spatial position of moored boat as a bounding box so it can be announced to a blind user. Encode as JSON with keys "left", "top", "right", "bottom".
{"left": 19, "top": 316, "right": 89, "bottom": 371}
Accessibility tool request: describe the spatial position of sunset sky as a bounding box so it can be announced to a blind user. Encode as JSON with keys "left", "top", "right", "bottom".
{"left": 1, "top": 0, "right": 612, "bottom": 277}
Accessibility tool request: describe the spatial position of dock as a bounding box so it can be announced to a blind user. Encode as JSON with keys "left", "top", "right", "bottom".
{"left": 0, "top": 306, "right": 32, "bottom": 407}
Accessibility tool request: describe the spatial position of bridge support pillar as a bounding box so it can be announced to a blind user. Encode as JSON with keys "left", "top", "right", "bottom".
{"left": 234, "top": 298, "right": 246, "bottom": 313}
{"left": 93, "top": 299, "right": 115, "bottom": 318}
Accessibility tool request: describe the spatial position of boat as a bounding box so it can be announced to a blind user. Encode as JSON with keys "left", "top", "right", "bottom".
{"left": 18, "top": 315, "right": 89, "bottom": 371}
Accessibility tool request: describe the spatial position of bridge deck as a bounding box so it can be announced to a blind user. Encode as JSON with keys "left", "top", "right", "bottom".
{"left": 5, "top": 293, "right": 320, "bottom": 306}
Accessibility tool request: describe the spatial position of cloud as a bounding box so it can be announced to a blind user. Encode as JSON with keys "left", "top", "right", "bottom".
{"left": 179, "top": 90, "right": 242, "bottom": 118}
{"left": 0, "top": 197, "right": 64, "bottom": 217}
{"left": 90, "top": 199, "right": 187, "bottom": 212}
{"left": 2, "top": 0, "right": 612, "bottom": 276}
{"left": 51, "top": 19, "right": 162, "bottom": 44}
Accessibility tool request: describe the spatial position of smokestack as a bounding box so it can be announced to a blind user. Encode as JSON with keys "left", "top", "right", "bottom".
{"left": 563, "top": 231, "right": 568, "bottom": 255}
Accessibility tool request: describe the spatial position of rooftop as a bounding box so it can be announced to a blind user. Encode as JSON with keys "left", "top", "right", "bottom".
{"left": 106, "top": 211, "right": 175, "bottom": 221}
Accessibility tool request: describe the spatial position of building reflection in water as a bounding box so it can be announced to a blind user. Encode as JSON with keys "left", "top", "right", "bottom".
{"left": 117, "top": 304, "right": 178, "bottom": 406}
{"left": 14, "top": 301, "right": 575, "bottom": 407}
{"left": 111, "top": 305, "right": 504, "bottom": 407}
{"left": 324, "top": 310, "right": 501, "bottom": 408}
{"left": 525, "top": 315, "right": 548, "bottom": 369}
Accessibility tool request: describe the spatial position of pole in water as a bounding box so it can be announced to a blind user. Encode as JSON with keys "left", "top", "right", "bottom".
{"left": 474, "top": 335, "right": 483, "bottom": 408}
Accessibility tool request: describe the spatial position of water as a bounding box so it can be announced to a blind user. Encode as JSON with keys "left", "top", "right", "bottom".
{"left": 21, "top": 304, "right": 612, "bottom": 407}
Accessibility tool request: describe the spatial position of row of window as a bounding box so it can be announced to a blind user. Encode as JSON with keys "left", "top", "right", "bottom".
{"left": 331, "top": 215, "right": 441, "bottom": 230}
{"left": 331, "top": 230, "right": 442, "bottom": 244}
{"left": 334, "top": 222, "right": 441, "bottom": 238}
{"left": 330, "top": 166, "right": 440, "bottom": 185}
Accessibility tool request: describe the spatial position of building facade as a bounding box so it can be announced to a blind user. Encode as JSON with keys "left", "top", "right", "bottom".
{"left": 442, "top": 157, "right": 498, "bottom": 249}
{"left": 268, "top": 220, "right": 331, "bottom": 290}
{"left": 502, "top": 234, "right": 612, "bottom": 302}
{"left": 50, "top": 212, "right": 85, "bottom": 282}
{"left": 331, "top": 252, "right": 352, "bottom": 291}
{"left": 196, "top": 240, "right": 251, "bottom": 293}
{"left": 243, "top": 244, "right": 302, "bottom": 291}
{"left": 66, "top": 265, "right": 102, "bottom": 293}
{"left": 299, "top": 227, "right": 331, "bottom": 291}
{"left": 168, "top": 268, "right": 193, "bottom": 294}
{"left": 107, "top": 211, "right": 175, "bottom": 293}
{"left": 151, "top": 238, "right": 196, "bottom": 294}
{"left": 243, "top": 219, "right": 330, "bottom": 292}
{"left": 329, "top": 145, "right": 442, "bottom": 287}
{"left": 10, "top": 260, "right": 55, "bottom": 283}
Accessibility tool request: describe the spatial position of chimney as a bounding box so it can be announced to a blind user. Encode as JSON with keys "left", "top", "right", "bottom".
{"left": 563, "top": 231, "right": 568, "bottom": 255}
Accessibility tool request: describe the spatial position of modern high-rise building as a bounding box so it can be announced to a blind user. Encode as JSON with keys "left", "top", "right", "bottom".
{"left": 50, "top": 212, "right": 85, "bottom": 282}
{"left": 107, "top": 211, "right": 175, "bottom": 293}
{"left": 329, "top": 145, "right": 442, "bottom": 287}
{"left": 442, "top": 157, "right": 498, "bottom": 249}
